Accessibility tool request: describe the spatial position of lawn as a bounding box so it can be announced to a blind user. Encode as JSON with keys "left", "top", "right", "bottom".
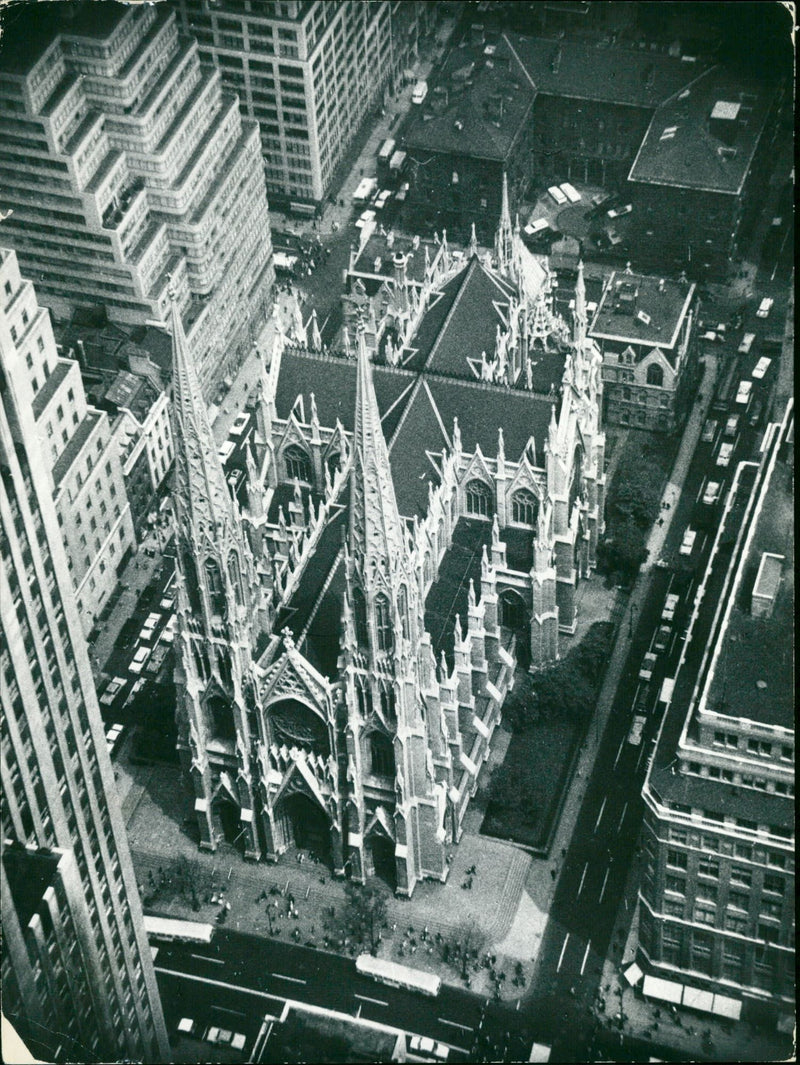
{"left": 481, "top": 714, "right": 582, "bottom": 852}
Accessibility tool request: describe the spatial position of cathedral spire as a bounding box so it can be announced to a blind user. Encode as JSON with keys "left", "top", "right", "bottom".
{"left": 469, "top": 222, "right": 478, "bottom": 259}
{"left": 348, "top": 323, "right": 406, "bottom": 573}
{"left": 169, "top": 283, "right": 236, "bottom": 538}
{"left": 573, "top": 259, "right": 587, "bottom": 343}
{"left": 495, "top": 170, "right": 513, "bottom": 274}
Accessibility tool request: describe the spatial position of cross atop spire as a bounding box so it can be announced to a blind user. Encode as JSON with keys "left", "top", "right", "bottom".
{"left": 495, "top": 171, "right": 514, "bottom": 274}
{"left": 348, "top": 323, "right": 407, "bottom": 576}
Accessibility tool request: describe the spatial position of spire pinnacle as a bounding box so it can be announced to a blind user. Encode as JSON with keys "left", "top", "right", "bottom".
{"left": 348, "top": 324, "right": 406, "bottom": 574}
{"left": 469, "top": 222, "right": 478, "bottom": 258}
{"left": 573, "top": 259, "right": 587, "bottom": 343}
{"left": 495, "top": 171, "right": 513, "bottom": 273}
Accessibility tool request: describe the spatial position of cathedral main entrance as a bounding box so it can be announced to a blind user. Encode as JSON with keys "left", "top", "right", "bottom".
{"left": 275, "top": 792, "right": 331, "bottom": 863}
{"left": 212, "top": 795, "right": 243, "bottom": 848}
{"left": 368, "top": 835, "right": 397, "bottom": 890}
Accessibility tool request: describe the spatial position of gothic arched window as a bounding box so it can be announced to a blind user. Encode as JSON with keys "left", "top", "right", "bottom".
{"left": 269, "top": 698, "right": 329, "bottom": 756}
{"left": 465, "top": 479, "right": 492, "bottom": 518}
{"left": 182, "top": 550, "right": 202, "bottom": 616}
{"left": 499, "top": 588, "right": 526, "bottom": 630}
{"left": 204, "top": 557, "right": 225, "bottom": 617}
{"left": 207, "top": 694, "right": 235, "bottom": 741}
{"left": 646, "top": 363, "right": 664, "bottom": 387}
{"left": 227, "top": 550, "right": 243, "bottom": 605}
{"left": 369, "top": 731, "right": 395, "bottom": 777}
{"left": 375, "top": 593, "right": 393, "bottom": 652}
{"left": 356, "top": 678, "right": 373, "bottom": 718}
{"left": 353, "top": 588, "right": 369, "bottom": 647}
{"left": 285, "top": 444, "right": 312, "bottom": 483}
{"left": 512, "top": 489, "right": 538, "bottom": 526}
{"left": 397, "top": 585, "right": 409, "bottom": 641}
{"left": 380, "top": 684, "right": 396, "bottom": 721}
{"left": 423, "top": 554, "right": 433, "bottom": 587}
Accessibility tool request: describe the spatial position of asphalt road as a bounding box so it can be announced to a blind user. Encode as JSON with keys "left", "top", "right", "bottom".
{"left": 155, "top": 930, "right": 533, "bottom": 1062}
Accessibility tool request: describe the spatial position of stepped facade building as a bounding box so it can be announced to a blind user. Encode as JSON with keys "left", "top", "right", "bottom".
{"left": 0, "top": 1, "right": 274, "bottom": 399}
{"left": 171, "top": 186, "right": 605, "bottom": 895}
{"left": 1, "top": 288, "right": 168, "bottom": 1060}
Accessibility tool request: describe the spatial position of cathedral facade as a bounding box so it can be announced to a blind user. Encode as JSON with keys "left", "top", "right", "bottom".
{"left": 171, "top": 185, "right": 605, "bottom": 895}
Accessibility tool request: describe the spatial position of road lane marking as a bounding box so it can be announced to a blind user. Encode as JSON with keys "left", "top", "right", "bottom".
{"left": 438, "top": 1018, "right": 473, "bottom": 1032}
{"left": 613, "top": 736, "right": 626, "bottom": 770}
{"left": 354, "top": 993, "right": 388, "bottom": 1007}
{"left": 214, "top": 1006, "right": 246, "bottom": 1017}
{"left": 580, "top": 941, "right": 591, "bottom": 976}
{"left": 154, "top": 966, "right": 286, "bottom": 1006}
{"left": 556, "top": 934, "right": 570, "bottom": 973}
{"left": 577, "top": 862, "right": 588, "bottom": 897}
{"left": 270, "top": 972, "right": 307, "bottom": 985}
{"left": 599, "top": 868, "right": 610, "bottom": 904}
{"left": 593, "top": 797, "right": 607, "bottom": 833}
{"left": 635, "top": 739, "right": 649, "bottom": 773}
{"left": 190, "top": 953, "right": 224, "bottom": 965}
{"left": 617, "top": 801, "right": 628, "bottom": 832}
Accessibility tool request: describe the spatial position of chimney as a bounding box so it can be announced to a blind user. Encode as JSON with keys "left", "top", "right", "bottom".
{"left": 392, "top": 252, "right": 408, "bottom": 285}
{"left": 709, "top": 100, "right": 740, "bottom": 146}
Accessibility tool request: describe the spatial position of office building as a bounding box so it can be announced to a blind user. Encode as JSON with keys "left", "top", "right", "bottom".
{"left": 589, "top": 269, "right": 700, "bottom": 432}
{"left": 639, "top": 408, "right": 794, "bottom": 1028}
{"left": 0, "top": 0, "right": 274, "bottom": 399}
{"left": 0, "top": 298, "right": 169, "bottom": 1060}
{"left": 173, "top": 0, "right": 394, "bottom": 209}
{"left": 1, "top": 248, "right": 136, "bottom": 636}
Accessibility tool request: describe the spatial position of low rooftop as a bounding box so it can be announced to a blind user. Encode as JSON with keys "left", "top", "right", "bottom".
{"left": 590, "top": 271, "right": 695, "bottom": 356}
{"left": 3, "top": 844, "right": 61, "bottom": 932}
{"left": 628, "top": 67, "right": 774, "bottom": 194}
{"left": 350, "top": 233, "right": 442, "bottom": 287}
{"left": 0, "top": 1, "right": 127, "bottom": 78}
{"left": 403, "top": 34, "right": 536, "bottom": 161}
{"left": 503, "top": 32, "right": 705, "bottom": 108}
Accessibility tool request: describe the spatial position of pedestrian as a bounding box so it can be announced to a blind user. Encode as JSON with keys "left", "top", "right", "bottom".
{"left": 550, "top": 868, "right": 556, "bottom": 880}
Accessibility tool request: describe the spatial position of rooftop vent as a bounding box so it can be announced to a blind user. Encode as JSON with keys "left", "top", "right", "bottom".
{"left": 710, "top": 100, "right": 741, "bottom": 145}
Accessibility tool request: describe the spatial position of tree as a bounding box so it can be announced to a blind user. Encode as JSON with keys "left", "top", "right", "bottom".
{"left": 575, "top": 622, "right": 614, "bottom": 685}
{"left": 444, "top": 919, "right": 488, "bottom": 980}
{"left": 335, "top": 882, "right": 389, "bottom": 954}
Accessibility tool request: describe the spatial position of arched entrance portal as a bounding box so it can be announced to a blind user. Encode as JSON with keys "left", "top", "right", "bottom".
{"left": 369, "top": 835, "right": 397, "bottom": 890}
{"left": 275, "top": 792, "right": 331, "bottom": 863}
{"left": 212, "top": 795, "right": 242, "bottom": 847}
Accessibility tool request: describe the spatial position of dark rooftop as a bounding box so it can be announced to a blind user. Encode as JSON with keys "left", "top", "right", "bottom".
{"left": 31, "top": 360, "right": 71, "bottom": 421}
{"left": 590, "top": 271, "right": 696, "bottom": 357}
{"left": 0, "top": 1, "right": 127, "bottom": 77}
{"left": 2, "top": 845, "right": 61, "bottom": 931}
{"left": 628, "top": 67, "right": 774, "bottom": 194}
{"left": 351, "top": 233, "right": 442, "bottom": 287}
{"left": 504, "top": 32, "right": 706, "bottom": 108}
{"left": 403, "top": 35, "right": 536, "bottom": 161}
{"left": 51, "top": 410, "right": 100, "bottom": 487}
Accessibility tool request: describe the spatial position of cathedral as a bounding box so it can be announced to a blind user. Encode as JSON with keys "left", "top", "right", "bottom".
{"left": 170, "top": 179, "right": 605, "bottom": 895}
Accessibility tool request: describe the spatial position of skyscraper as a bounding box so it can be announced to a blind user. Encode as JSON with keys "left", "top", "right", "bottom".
{"left": 0, "top": 301, "right": 168, "bottom": 1059}
{"left": 173, "top": 0, "right": 394, "bottom": 208}
{"left": 0, "top": 0, "right": 274, "bottom": 399}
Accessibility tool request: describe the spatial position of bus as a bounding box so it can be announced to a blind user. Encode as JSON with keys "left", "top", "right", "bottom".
{"left": 144, "top": 915, "right": 214, "bottom": 945}
{"left": 355, "top": 954, "right": 441, "bottom": 996}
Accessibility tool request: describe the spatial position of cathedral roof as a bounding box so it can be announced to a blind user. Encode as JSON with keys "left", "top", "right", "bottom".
{"left": 424, "top": 518, "right": 491, "bottom": 669}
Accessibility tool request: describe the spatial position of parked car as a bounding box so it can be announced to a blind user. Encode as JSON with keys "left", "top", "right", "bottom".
{"left": 724, "top": 415, "right": 739, "bottom": 437}
{"left": 105, "top": 723, "right": 125, "bottom": 756}
{"left": 639, "top": 652, "right": 658, "bottom": 682}
{"left": 716, "top": 442, "right": 734, "bottom": 467}
{"left": 129, "top": 646, "right": 151, "bottom": 674}
{"left": 752, "top": 356, "right": 771, "bottom": 379}
{"left": 702, "top": 481, "right": 721, "bottom": 506}
{"left": 524, "top": 217, "right": 550, "bottom": 236}
{"left": 735, "top": 380, "right": 752, "bottom": 405}
{"left": 756, "top": 297, "right": 773, "bottom": 318}
{"left": 100, "top": 677, "right": 127, "bottom": 706}
{"left": 355, "top": 208, "right": 376, "bottom": 229}
{"left": 737, "top": 332, "right": 756, "bottom": 355}
{"left": 679, "top": 528, "right": 697, "bottom": 556}
{"left": 701, "top": 419, "right": 718, "bottom": 442}
{"left": 607, "top": 203, "right": 632, "bottom": 218}
{"left": 628, "top": 715, "right": 647, "bottom": 746}
{"left": 204, "top": 1028, "right": 246, "bottom": 1050}
{"left": 559, "top": 182, "right": 581, "bottom": 204}
{"left": 653, "top": 625, "right": 672, "bottom": 653}
{"left": 228, "top": 412, "right": 249, "bottom": 437}
{"left": 662, "top": 593, "right": 680, "bottom": 622}
{"left": 547, "top": 184, "right": 567, "bottom": 206}
{"left": 217, "top": 440, "right": 235, "bottom": 465}
{"left": 409, "top": 1034, "right": 449, "bottom": 1060}
{"left": 177, "top": 1018, "right": 196, "bottom": 1037}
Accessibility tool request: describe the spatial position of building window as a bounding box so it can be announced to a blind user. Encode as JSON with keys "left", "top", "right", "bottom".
{"left": 465, "top": 479, "right": 492, "bottom": 518}
{"left": 374, "top": 593, "right": 392, "bottom": 652}
{"left": 728, "top": 891, "right": 749, "bottom": 912}
{"left": 285, "top": 445, "right": 312, "bottom": 483}
{"left": 511, "top": 489, "right": 538, "bottom": 525}
{"left": 730, "top": 866, "right": 752, "bottom": 888}
{"left": 369, "top": 731, "right": 395, "bottom": 777}
{"left": 646, "top": 363, "right": 664, "bottom": 387}
{"left": 661, "top": 926, "right": 681, "bottom": 965}
{"left": 499, "top": 588, "right": 526, "bottom": 630}
{"left": 352, "top": 588, "right": 368, "bottom": 647}
{"left": 763, "top": 874, "right": 784, "bottom": 895}
{"left": 667, "top": 849, "right": 688, "bottom": 871}
{"left": 665, "top": 875, "right": 685, "bottom": 896}
{"left": 698, "top": 857, "right": 719, "bottom": 879}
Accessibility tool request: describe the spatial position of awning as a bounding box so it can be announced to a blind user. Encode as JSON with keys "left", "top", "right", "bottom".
{"left": 642, "top": 974, "right": 683, "bottom": 1004}
{"left": 683, "top": 986, "right": 714, "bottom": 1013}
{"left": 623, "top": 962, "right": 643, "bottom": 986}
{"left": 711, "top": 993, "right": 742, "bottom": 1020}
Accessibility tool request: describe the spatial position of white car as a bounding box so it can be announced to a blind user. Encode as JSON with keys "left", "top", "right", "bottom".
{"left": 229, "top": 412, "right": 249, "bottom": 437}
{"left": 716, "top": 442, "right": 734, "bottom": 467}
{"left": 409, "top": 1034, "right": 449, "bottom": 1060}
{"left": 159, "top": 596, "right": 174, "bottom": 610}
{"left": 702, "top": 481, "right": 721, "bottom": 506}
{"left": 177, "top": 1018, "right": 196, "bottom": 1036}
{"left": 217, "top": 440, "right": 235, "bottom": 464}
{"left": 160, "top": 616, "right": 176, "bottom": 644}
{"left": 547, "top": 184, "right": 567, "bottom": 206}
{"left": 129, "top": 646, "right": 151, "bottom": 674}
{"left": 737, "top": 332, "right": 755, "bottom": 355}
{"left": 204, "top": 1028, "right": 245, "bottom": 1050}
{"left": 559, "top": 181, "right": 581, "bottom": 204}
{"left": 100, "top": 677, "right": 127, "bottom": 706}
{"left": 524, "top": 217, "right": 550, "bottom": 236}
{"left": 752, "top": 356, "right": 771, "bottom": 379}
{"left": 724, "top": 415, "right": 739, "bottom": 438}
{"left": 701, "top": 419, "right": 717, "bottom": 442}
{"left": 374, "top": 189, "right": 393, "bottom": 210}
{"left": 735, "top": 380, "right": 752, "bottom": 405}
{"left": 662, "top": 593, "right": 680, "bottom": 622}
{"left": 607, "top": 203, "right": 632, "bottom": 218}
{"left": 679, "top": 528, "right": 697, "bottom": 556}
{"left": 639, "top": 652, "right": 657, "bottom": 683}
{"left": 653, "top": 625, "right": 672, "bottom": 653}
{"left": 628, "top": 715, "right": 647, "bottom": 746}
{"left": 756, "top": 297, "right": 773, "bottom": 318}
{"left": 105, "top": 723, "right": 124, "bottom": 755}
{"left": 355, "top": 209, "right": 376, "bottom": 229}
